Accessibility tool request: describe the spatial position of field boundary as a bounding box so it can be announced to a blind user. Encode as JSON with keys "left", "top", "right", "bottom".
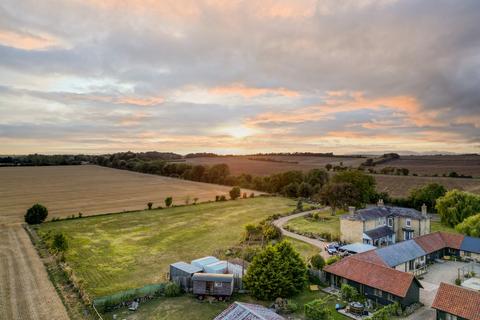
{"left": 25, "top": 224, "right": 97, "bottom": 320}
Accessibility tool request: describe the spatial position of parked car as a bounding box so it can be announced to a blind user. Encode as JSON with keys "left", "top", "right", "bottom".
{"left": 326, "top": 244, "right": 338, "bottom": 255}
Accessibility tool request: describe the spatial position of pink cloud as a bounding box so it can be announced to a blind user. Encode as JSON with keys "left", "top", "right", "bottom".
{"left": 209, "top": 83, "right": 299, "bottom": 98}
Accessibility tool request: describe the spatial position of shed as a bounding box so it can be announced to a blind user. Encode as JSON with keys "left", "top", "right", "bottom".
{"left": 214, "top": 302, "right": 285, "bottom": 320}
{"left": 192, "top": 273, "right": 234, "bottom": 297}
{"left": 204, "top": 261, "right": 228, "bottom": 274}
{"left": 191, "top": 256, "right": 220, "bottom": 270}
{"left": 340, "top": 243, "right": 376, "bottom": 254}
{"left": 169, "top": 262, "right": 203, "bottom": 291}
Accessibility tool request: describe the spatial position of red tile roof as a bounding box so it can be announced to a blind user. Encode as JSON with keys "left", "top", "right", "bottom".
{"left": 432, "top": 283, "right": 480, "bottom": 320}
{"left": 351, "top": 250, "right": 388, "bottom": 267}
{"left": 323, "top": 256, "right": 419, "bottom": 298}
{"left": 414, "top": 232, "right": 447, "bottom": 254}
{"left": 439, "top": 232, "right": 464, "bottom": 250}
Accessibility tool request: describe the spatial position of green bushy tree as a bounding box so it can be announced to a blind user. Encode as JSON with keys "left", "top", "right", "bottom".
{"left": 164, "top": 196, "right": 173, "bottom": 207}
{"left": 408, "top": 183, "right": 446, "bottom": 213}
{"left": 304, "top": 298, "right": 333, "bottom": 320}
{"left": 332, "top": 170, "right": 376, "bottom": 205}
{"left": 52, "top": 233, "right": 68, "bottom": 252}
{"left": 24, "top": 204, "right": 48, "bottom": 224}
{"left": 243, "top": 241, "right": 307, "bottom": 300}
{"left": 436, "top": 190, "right": 480, "bottom": 226}
{"left": 455, "top": 213, "right": 480, "bottom": 237}
{"left": 229, "top": 186, "right": 241, "bottom": 200}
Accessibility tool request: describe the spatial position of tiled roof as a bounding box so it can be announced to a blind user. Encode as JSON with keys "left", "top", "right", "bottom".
{"left": 352, "top": 249, "right": 389, "bottom": 267}
{"left": 323, "top": 256, "right": 420, "bottom": 297}
{"left": 461, "top": 236, "right": 480, "bottom": 254}
{"left": 439, "top": 232, "right": 464, "bottom": 250}
{"left": 364, "top": 225, "right": 395, "bottom": 239}
{"left": 341, "top": 206, "right": 427, "bottom": 221}
{"left": 376, "top": 240, "right": 426, "bottom": 267}
{"left": 214, "top": 302, "right": 285, "bottom": 320}
{"left": 413, "top": 232, "right": 446, "bottom": 254}
{"left": 432, "top": 283, "right": 480, "bottom": 320}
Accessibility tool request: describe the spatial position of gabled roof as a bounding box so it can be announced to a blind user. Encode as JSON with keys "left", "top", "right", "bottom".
{"left": 192, "top": 273, "right": 233, "bottom": 282}
{"left": 376, "top": 240, "right": 426, "bottom": 267}
{"left": 214, "top": 302, "right": 285, "bottom": 320}
{"left": 413, "top": 232, "right": 446, "bottom": 254}
{"left": 432, "top": 283, "right": 480, "bottom": 320}
{"left": 341, "top": 206, "right": 427, "bottom": 221}
{"left": 461, "top": 236, "right": 480, "bottom": 254}
{"left": 439, "top": 232, "right": 464, "bottom": 250}
{"left": 170, "top": 261, "right": 203, "bottom": 274}
{"left": 364, "top": 226, "right": 395, "bottom": 240}
{"left": 351, "top": 250, "right": 389, "bottom": 267}
{"left": 323, "top": 256, "right": 421, "bottom": 297}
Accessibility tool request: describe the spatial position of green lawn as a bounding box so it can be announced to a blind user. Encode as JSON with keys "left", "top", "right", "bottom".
{"left": 431, "top": 220, "right": 459, "bottom": 234}
{"left": 36, "top": 197, "right": 296, "bottom": 297}
{"left": 285, "top": 210, "right": 341, "bottom": 238}
{"left": 288, "top": 238, "right": 321, "bottom": 260}
{"left": 103, "top": 290, "right": 348, "bottom": 320}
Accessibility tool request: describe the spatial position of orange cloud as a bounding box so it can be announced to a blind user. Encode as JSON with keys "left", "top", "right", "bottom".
{"left": 209, "top": 83, "right": 299, "bottom": 98}
{"left": 115, "top": 96, "right": 164, "bottom": 106}
{"left": 0, "top": 29, "right": 64, "bottom": 50}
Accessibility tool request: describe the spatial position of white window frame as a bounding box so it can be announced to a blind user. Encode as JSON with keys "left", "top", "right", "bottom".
{"left": 214, "top": 282, "right": 223, "bottom": 288}
{"left": 406, "top": 219, "right": 411, "bottom": 227}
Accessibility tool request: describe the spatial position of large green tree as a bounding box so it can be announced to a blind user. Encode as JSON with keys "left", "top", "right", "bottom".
{"left": 436, "top": 190, "right": 480, "bottom": 227}
{"left": 24, "top": 204, "right": 48, "bottom": 224}
{"left": 408, "top": 183, "right": 447, "bottom": 213}
{"left": 455, "top": 213, "right": 480, "bottom": 237}
{"left": 318, "top": 182, "right": 360, "bottom": 215}
{"left": 243, "top": 241, "right": 307, "bottom": 300}
{"left": 332, "top": 170, "right": 376, "bottom": 205}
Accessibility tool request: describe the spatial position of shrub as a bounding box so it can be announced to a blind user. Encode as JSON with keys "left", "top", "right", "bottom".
{"left": 262, "top": 222, "right": 282, "bottom": 241}
{"left": 164, "top": 282, "right": 181, "bottom": 297}
{"left": 304, "top": 298, "right": 333, "bottom": 320}
{"left": 52, "top": 233, "right": 68, "bottom": 252}
{"left": 24, "top": 204, "right": 49, "bottom": 224}
{"left": 455, "top": 278, "right": 461, "bottom": 285}
{"left": 229, "top": 186, "right": 241, "bottom": 200}
{"left": 243, "top": 241, "right": 307, "bottom": 300}
{"left": 340, "top": 284, "right": 358, "bottom": 302}
{"left": 309, "top": 254, "right": 325, "bottom": 270}
{"left": 219, "top": 195, "right": 227, "bottom": 201}
{"left": 243, "top": 192, "right": 247, "bottom": 199}
{"left": 326, "top": 255, "right": 341, "bottom": 265}
{"left": 455, "top": 213, "right": 480, "bottom": 237}
{"left": 250, "top": 192, "right": 255, "bottom": 198}
{"left": 164, "top": 196, "right": 173, "bottom": 207}
{"left": 368, "top": 302, "right": 400, "bottom": 320}
{"left": 147, "top": 202, "right": 153, "bottom": 210}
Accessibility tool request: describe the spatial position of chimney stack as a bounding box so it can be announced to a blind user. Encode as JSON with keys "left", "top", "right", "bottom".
{"left": 349, "top": 206, "right": 356, "bottom": 216}
{"left": 377, "top": 199, "right": 384, "bottom": 207}
{"left": 421, "top": 203, "right": 427, "bottom": 216}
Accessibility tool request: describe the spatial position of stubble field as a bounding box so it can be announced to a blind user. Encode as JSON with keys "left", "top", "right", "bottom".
{"left": 0, "top": 165, "right": 257, "bottom": 224}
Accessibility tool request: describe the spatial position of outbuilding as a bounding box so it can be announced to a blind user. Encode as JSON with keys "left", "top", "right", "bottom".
{"left": 191, "top": 256, "right": 220, "bottom": 270}
{"left": 169, "top": 262, "right": 202, "bottom": 291}
{"left": 192, "top": 273, "right": 234, "bottom": 298}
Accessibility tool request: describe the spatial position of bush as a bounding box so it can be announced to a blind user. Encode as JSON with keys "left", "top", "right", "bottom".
{"left": 304, "top": 298, "right": 333, "bottom": 320}
{"left": 164, "top": 282, "right": 181, "bottom": 297}
{"left": 436, "top": 190, "right": 480, "bottom": 227}
{"left": 340, "top": 284, "right": 358, "bottom": 302}
{"left": 455, "top": 278, "right": 461, "bottom": 285}
{"left": 309, "top": 254, "right": 325, "bottom": 270}
{"left": 243, "top": 241, "right": 307, "bottom": 300}
{"left": 52, "top": 233, "right": 68, "bottom": 252}
{"left": 147, "top": 202, "right": 153, "bottom": 210}
{"left": 368, "top": 302, "right": 400, "bottom": 320}
{"left": 219, "top": 195, "right": 227, "bottom": 201}
{"left": 326, "top": 255, "right": 341, "bottom": 265}
{"left": 455, "top": 213, "right": 480, "bottom": 237}
{"left": 229, "top": 186, "right": 241, "bottom": 200}
{"left": 24, "top": 204, "right": 49, "bottom": 224}
{"left": 164, "top": 196, "right": 173, "bottom": 207}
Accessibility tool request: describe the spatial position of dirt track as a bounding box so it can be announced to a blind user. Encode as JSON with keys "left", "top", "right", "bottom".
{"left": 0, "top": 224, "right": 70, "bottom": 320}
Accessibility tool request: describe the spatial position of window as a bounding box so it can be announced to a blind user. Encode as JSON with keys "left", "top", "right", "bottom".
{"left": 446, "top": 314, "right": 458, "bottom": 320}
{"left": 214, "top": 282, "right": 223, "bottom": 288}
{"left": 388, "top": 218, "right": 393, "bottom": 227}
{"left": 373, "top": 288, "right": 382, "bottom": 297}
{"left": 409, "top": 260, "right": 415, "bottom": 271}
{"left": 386, "top": 293, "right": 395, "bottom": 301}
{"left": 406, "top": 219, "right": 411, "bottom": 227}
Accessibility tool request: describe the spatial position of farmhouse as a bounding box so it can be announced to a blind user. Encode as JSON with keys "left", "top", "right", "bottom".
{"left": 214, "top": 302, "right": 285, "bottom": 320}
{"left": 192, "top": 273, "right": 234, "bottom": 298}
{"left": 432, "top": 282, "right": 480, "bottom": 320}
{"left": 340, "top": 201, "right": 431, "bottom": 246}
{"left": 323, "top": 254, "right": 422, "bottom": 308}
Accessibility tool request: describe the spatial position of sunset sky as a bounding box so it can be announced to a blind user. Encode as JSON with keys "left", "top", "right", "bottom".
{"left": 0, "top": 0, "right": 479, "bottom": 155}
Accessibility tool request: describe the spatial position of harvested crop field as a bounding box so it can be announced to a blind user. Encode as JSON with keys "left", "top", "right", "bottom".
{"left": 0, "top": 225, "right": 69, "bottom": 320}
{"left": 374, "top": 174, "right": 480, "bottom": 198}
{"left": 375, "top": 154, "right": 480, "bottom": 177}
{"left": 184, "top": 155, "right": 364, "bottom": 176}
{"left": 36, "top": 197, "right": 296, "bottom": 297}
{"left": 0, "top": 165, "right": 257, "bottom": 224}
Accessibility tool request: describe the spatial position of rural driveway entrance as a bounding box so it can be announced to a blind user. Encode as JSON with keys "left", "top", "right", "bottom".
{"left": 273, "top": 208, "right": 331, "bottom": 259}
{"left": 0, "top": 223, "right": 70, "bottom": 320}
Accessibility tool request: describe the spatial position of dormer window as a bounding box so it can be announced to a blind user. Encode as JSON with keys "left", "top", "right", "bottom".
{"left": 406, "top": 219, "right": 411, "bottom": 227}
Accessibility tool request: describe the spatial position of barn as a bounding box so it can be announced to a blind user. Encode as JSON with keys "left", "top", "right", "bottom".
{"left": 169, "top": 262, "right": 202, "bottom": 291}
{"left": 192, "top": 273, "right": 234, "bottom": 298}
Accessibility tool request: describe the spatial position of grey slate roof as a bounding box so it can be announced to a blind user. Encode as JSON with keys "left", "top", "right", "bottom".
{"left": 170, "top": 261, "right": 203, "bottom": 274}
{"left": 341, "top": 206, "right": 427, "bottom": 221}
{"left": 192, "top": 273, "right": 234, "bottom": 282}
{"left": 460, "top": 236, "right": 480, "bottom": 254}
{"left": 364, "top": 226, "right": 395, "bottom": 239}
{"left": 376, "top": 240, "right": 426, "bottom": 267}
{"left": 340, "top": 243, "right": 377, "bottom": 254}
{"left": 214, "top": 302, "right": 285, "bottom": 320}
